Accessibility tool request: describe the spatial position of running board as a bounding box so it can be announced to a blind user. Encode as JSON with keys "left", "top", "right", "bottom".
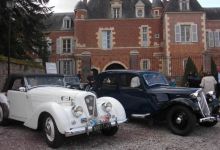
{"left": 131, "top": 113, "right": 151, "bottom": 118}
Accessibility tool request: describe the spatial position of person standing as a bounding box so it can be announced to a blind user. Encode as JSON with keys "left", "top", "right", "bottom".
{"left": 200, "top": 72, "right": 217, "bottom": 94}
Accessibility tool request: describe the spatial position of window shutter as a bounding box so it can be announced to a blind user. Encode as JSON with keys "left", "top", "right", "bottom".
{"left": 71, "top": 37, "right": 75, "bottom": 53}
{"left": 56, "top": 38, "right": 61, "bottom": 54}
{"left": 192, "top": 24, "right": 198, "bottom": 42}
{"left": 209, "top": 31, "right": 214, "bottom": 47}
{"left": 214, "top": 31, "right": 220, "bottom": 47}
{"left": 102, "top": 31, "right": 107, "bottom": 49}
{"left": 60, "top": 61, "right": 64, "bottom": 74}
{"left": 175, "top": 24, "right": 181, "bottom": 42}
{"left": 56, "top": 61, "right": 60, "bottom": 74}
{"left": 70, "top": 60, "right": 73, "bottom": 75}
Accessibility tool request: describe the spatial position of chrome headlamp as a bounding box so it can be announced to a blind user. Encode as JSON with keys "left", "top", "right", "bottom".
{"left": 190, "top": 91, "right": 199, "bottom": 99}
{"left": 102, "top": 102, "right": 112, "bottom": 112}
{"left": 72, "top": 106, "right": 83, "bottom": 118}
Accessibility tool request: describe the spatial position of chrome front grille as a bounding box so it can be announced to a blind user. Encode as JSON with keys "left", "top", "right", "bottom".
{"left": 84, "top": 95, "right": 97, "bottom": 117}
{"left": 198, "top": 90, "right": 211, "bottom": 117}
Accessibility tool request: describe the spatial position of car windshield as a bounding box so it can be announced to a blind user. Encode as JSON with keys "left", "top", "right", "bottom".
{"left": 65, "top": 76, "right": 80, "bottom": 85}
{"left": 143, "top": 72, "right": 169, "bottom": 86}
{"left": 26, "top": 76, "right": 64, "bottom": 88}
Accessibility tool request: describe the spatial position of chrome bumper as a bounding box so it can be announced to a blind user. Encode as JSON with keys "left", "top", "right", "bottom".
{"left": 65, "top": 119, "right": 127, "bottom": 137}
{"left": 199, "top": 116, "right": 218, "bottom": 123}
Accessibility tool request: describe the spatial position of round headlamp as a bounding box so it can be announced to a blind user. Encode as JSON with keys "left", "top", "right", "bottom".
{"left": 72, "top": 106, "right": 83, "bottom": 118}
{"left": 102, "top": 102, "right": 112, "bottom": 112}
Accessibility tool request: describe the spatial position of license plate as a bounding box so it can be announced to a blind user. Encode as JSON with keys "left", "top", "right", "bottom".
{"left": 92, "top": 123, "right": 112, "bottom": 131}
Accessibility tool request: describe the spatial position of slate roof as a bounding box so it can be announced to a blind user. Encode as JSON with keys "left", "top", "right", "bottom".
{"left": 75, "top": 0, "right": 153, "bottom": 19}
{"left": 205, "top": 8, "right": 220, "bottom": 20}
{"left": 152, "top": 0, "right": 163, "bottom": 8}
{"left": 44, "top": 13, "right": 74, "bottom": 31}
{"left": 165, "top": 0, "right": 203, "bottom": 12}
{"left": 75, "top": 1, "right": 88, "bottom": 10}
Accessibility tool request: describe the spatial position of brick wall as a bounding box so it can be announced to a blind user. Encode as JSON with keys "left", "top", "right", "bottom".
{"left": 0, "top": 60, "right": 44, "bottom": 91}
{"left": 74, "top": 18, "right": 163, "bottom": 72}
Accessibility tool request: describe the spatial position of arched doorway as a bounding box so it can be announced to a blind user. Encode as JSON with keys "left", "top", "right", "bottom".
{"left": 105, "top": 63, "right": 126, "bottom": 70}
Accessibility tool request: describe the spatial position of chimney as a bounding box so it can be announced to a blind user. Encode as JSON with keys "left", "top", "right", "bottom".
{"left": 83, "top": 0, "right": 87, "bottom": 4}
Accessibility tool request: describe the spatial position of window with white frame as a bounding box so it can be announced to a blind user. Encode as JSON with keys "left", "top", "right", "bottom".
{"left": 63, "top": 60, "right": 72, "bottom": 75}
{"left": 62, "top": 16, "right": 72, "bottom": 29}
{"left": 136, "top": 8, "right": 144, "bottom": 18}
{"left": 179, "top": 0, "right": 189, "bottom": 11}
{"left": 141, "top": 59, "right": 150, "bottom": 70}
{"left": 154, "top": 10, "right": 160, "bottom": 17}
{"left": 112, "top": 7, "right": 120, "bottom": 19}
{"left": 207, "top": 30, "right": 220, "bottom": 48}
{"left": 142, "top": 27, "right": 148, "bottom": 47}
{"left": 102, "top": 30, "right": 112, "bottom": 49}
{"left": 56, "top": 60, "right": 74, "bottom": 75}
{"left": 175, "top": 24, "right": 198, "bottom": 43}
{"left": 62, "top": 38, "right": 71, "bottom": 53}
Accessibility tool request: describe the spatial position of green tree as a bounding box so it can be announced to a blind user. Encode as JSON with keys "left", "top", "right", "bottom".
{"left": 211, "top": 57, "right": 218, "bottom": 80}
{"left": 182, "top": 57, "right": 198, "bottom": 86}
{"left": 0, "top": 0, "right": 52, "bottom": 66}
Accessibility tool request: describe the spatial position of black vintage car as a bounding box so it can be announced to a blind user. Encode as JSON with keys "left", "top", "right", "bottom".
{"left": 93, "top": 70, "right": 220, "bottom": 135}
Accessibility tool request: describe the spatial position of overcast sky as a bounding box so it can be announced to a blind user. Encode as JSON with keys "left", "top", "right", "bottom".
{"left": 47, "top": 0, "right": 220, "bottom": 13}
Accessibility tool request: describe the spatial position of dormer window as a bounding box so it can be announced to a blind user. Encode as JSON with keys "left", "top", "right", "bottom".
{"left": 135, "top": 0, "right": 145, "bottom": 18}
{"left": 136, "top": 9, "right": 144, "bottom": 18}
{"left": 113, "top": 7, "right": 120, "bottom": 18}
{"left": 62, "top": 16, "right": 72, "bottom": 29}
{"left": 179, "top": 0, "right": 190, "bottom": 11}
{"left": 154, "top": 10, "right": 160, "bottom": 17}
{"left": 111, "top": 1, "right": 122, "bottom": 19}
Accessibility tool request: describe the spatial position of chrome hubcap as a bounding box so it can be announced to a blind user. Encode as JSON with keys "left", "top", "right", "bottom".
{"left": 0, "top": 106, "right": 3, "bottom": 122}
{"left": 45, "top": 117, "right": 55, "bottom": 142}
{"left": 176, "top": 117, "right": 182, "bottom": 124}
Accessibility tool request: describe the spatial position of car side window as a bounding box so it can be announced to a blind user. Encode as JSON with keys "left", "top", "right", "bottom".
{"left": 11, "top": 78, "right": 25, "bottom": 91}
{"left": 101, "top": 75, "right": 117, "bottom": 90}
{"left": 120, "top": 74, "right": 141, "bottom": 89}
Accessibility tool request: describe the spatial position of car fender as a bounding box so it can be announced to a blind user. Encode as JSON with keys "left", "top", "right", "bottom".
{"left": 24, "top": 102, "right": 70, "bottom": 134}
{"left": 164, "top": 98, "right": 200, "bottom": 112}
{"left": 97, "top": 97, "right": 127, "bottom": 122}
{"left": 0, "top": 93, "right": 9, "bottom": 118}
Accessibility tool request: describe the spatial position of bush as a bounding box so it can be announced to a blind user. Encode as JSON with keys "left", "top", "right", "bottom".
{"left": 182, "top": 57, "right": 198, "bottom": 86}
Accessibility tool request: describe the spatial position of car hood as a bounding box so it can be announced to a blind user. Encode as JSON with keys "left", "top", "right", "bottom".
{"left": 148, "top": 86, "right": 199, "bottom": 95}
{"left": 27, "top": 86, "right": 90, "bottom": 104}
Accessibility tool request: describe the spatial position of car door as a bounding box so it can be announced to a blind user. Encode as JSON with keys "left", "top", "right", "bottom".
{"left": 96, "top": 73, "right": 120, "bottom": 99}
{"left": 8, "top": 78, "right": 28, "bottom": 122}
{"left": 118, "top": 73, "right": 154, "bottom": 116}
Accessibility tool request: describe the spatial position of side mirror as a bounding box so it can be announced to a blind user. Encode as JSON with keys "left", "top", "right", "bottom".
{"left": 19, "top": 87, "right": 26, "bottom": 92}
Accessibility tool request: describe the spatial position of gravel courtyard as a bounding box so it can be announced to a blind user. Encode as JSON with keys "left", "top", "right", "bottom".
{"left": 0, "top": 119, "right": 220, "bottom": 150}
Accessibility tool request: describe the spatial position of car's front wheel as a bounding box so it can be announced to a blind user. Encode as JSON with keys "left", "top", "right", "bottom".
{"left": 167, "top": 106, "right": 196, "bottom": 136}
{"left": 102, "top": 126, "right": 118, "bottom": 136}
{"left": 43, "top": 115, "right": 64, "bottom": 148}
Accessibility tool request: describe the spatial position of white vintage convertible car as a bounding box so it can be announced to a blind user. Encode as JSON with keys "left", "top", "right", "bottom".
{"left": 0, "top": 74, "right": 126, "bottom": 148}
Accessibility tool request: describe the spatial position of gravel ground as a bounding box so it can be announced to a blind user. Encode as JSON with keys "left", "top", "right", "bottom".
{"left": 0, "top": 119, "right": 220, "bottom": 150}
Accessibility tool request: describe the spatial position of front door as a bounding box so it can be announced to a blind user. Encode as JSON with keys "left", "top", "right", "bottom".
{"left": 7, "top": 78, "right": 28, "bottom": 122}
{"left": 118, "top": 73, "right": 153, "bottom": 116}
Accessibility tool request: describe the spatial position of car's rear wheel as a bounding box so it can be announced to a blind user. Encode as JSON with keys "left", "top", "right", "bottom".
{"left": 0, "top": 103, "right": 8, "bottom": 126}
{"left": 102, "top": 126, "right": 118, "bottom": 136}
{"left": 167, "top": 106, "right": 196, "bottom": 136}
{"left": 43, "top": 115, "right": 64, "bottom": 148}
